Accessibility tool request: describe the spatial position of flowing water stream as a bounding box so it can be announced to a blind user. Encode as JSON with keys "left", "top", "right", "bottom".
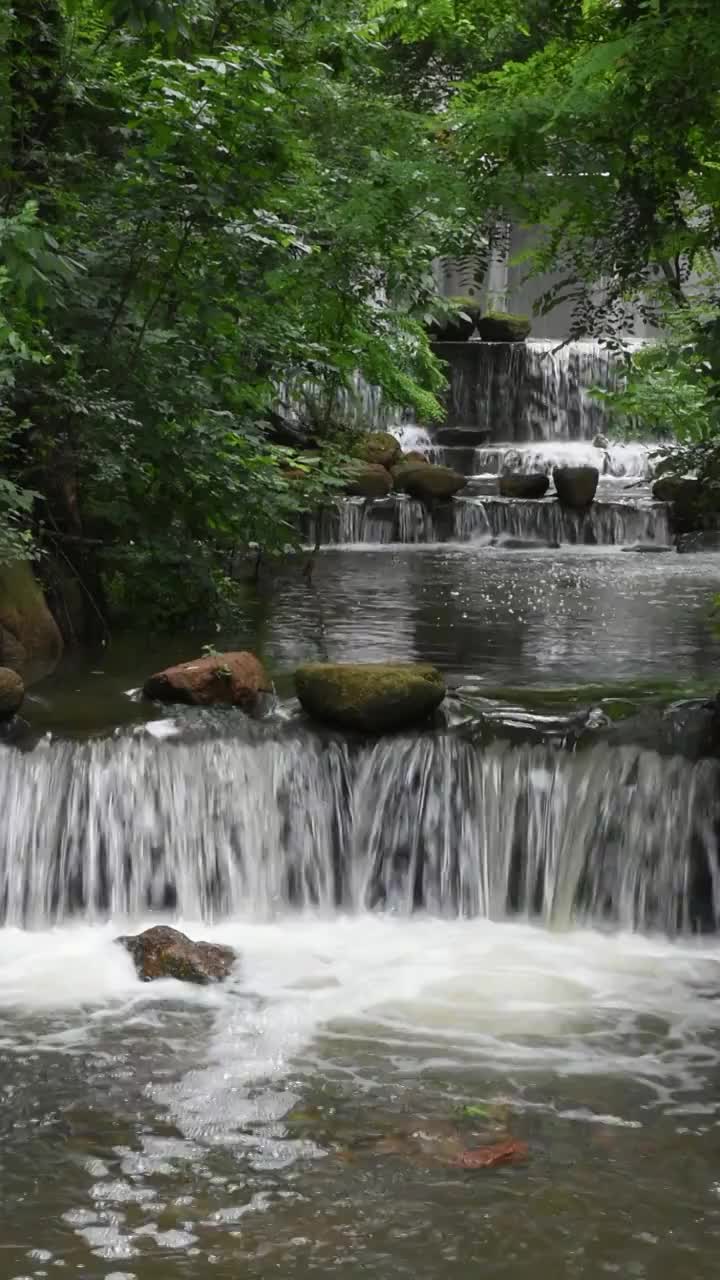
{"left": 4, "top": 540, "right": 720, "bottom": 1272}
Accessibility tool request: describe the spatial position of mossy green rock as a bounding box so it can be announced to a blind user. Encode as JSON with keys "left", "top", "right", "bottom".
{"left": 345, "top": 461, "right": 393, "bottom": 498}
{"left": 352, "top": 431, "right": 401, "bottom": 469}
{"left": 392, "top": 461, "right": 466, "bottom": 502}
{"left": 0, "top": 562, "right": 63, "bottom": 681}
{"left": 295, "top": 662, "right": 446, "bottom": 733}
{"left": 0, "top": 667, "right": 24, "bottom": 719}
{"left": 475, "top": 311, "right": 531, "bottom": 342}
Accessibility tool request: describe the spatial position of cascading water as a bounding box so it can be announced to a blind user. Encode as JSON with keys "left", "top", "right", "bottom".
{"left": 473, "top": 441, "right": 655, "bottom": 481}
{"left": 1, "top": 728, "right": 717, "bottom": 932}
{"left": 308, "top": 493, "right": 669, "bottom": 547}
{"left": 435, "top": 339, "right": 631, "bottom": 442}
{"left": 472, "top": 496, "right": 670, "bottom": 546}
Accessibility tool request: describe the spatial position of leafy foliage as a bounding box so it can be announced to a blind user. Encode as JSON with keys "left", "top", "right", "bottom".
{"left": 1, "top": 0, "right": 469, "bottom": 626}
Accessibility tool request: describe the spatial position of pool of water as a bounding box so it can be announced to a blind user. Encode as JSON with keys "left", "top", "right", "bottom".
{"left": 21, "top": 545, "right": 720, "bottom": 736}
{"left": 3, "top": 918, "right": 720, "bottom": 1278}
{"left": 5, "top": 544, "right": 720, "bottom": 1278}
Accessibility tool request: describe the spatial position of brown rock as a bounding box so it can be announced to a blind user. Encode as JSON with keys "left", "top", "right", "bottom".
{"left": 143, "top": 651, "right": 271, "bottom": 707}
{"left": 0, "top": 667, "right": 24, "bottom": 720}
{"left": 391, "top": 461, "right": 466, "bottom": 502}
{"left": 117, "top": 926, "right": 236, "bottom": 984}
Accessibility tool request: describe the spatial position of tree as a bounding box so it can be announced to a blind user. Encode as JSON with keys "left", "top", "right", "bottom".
{"left": 0, "top": 0, "right": 469, "bottom": 627}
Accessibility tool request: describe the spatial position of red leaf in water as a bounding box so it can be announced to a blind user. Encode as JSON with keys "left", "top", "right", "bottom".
{"left": 451, "top": 1138, "right": 529, "bottom": 1170}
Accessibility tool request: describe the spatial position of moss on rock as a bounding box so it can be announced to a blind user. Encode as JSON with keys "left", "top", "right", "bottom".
{"left": 295, "top": 662, "right": 446, "bottom": 733}
{"left": 0, "top": 667, "right": 24, "bottom": 719}
{"left": 0, "top": 562, "right": 63, "bottom": 681}
{"left": 475, "top": 311, "right": 531, "bottom": 342}
{"left": 352, "top": 431, "right": 401, "bottom": 469}
{"left": 345, "top": 461, "right": 393, "bottom": 498}
{"left": 392, "top": 461, "right": 466, "bottom": 502}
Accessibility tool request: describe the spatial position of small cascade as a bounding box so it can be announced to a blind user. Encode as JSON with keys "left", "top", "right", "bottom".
{"left": 479, "top": 497, "right": 670, "bottom": 547}
{"left": 309, "top": 495, "right": 668, "bottom": 547}
{"left": 1, "top": 731, "right": 717, "bottom": 932}
{"left": 473, "top": 441, "right": 655, "bottom": 482}
{"left": 436, "top": 339, "right": 631, "bottom": 442}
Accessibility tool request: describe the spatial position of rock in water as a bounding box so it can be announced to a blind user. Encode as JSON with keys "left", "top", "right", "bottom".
{"left": 143, "top": 651, "right": 270, "bottom": 707}
{"left": 474, "top": 311, "right": 531, "bottom": 342}
{"left": 345, "top": 461, "right": 393, "bottom": 498}
{"left": 0, "top": 667, "right": 24, "bottom": 719}
{"left": 117, "top": 926, "right": 236, "bottom": 983}
{"left": 351, "top": 431, "right": 401, "bottom": 469}
{"left": 391, "top": 461, "right": 466, "bottom": 503}
{"left": 0, "top": 562, "right": 63, "bottom": 680}
{"left": 498, "top": 473, "right": 549, "bottom": 500}
{"left": 295, "top": 662, "right": 446, "bottom": 733}
{"left": 553, "top": 465, "right": 599, "bottom": 509}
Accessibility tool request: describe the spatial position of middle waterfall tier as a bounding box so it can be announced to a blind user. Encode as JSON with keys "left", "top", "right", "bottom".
{"left": 309, "top": 494, "right": 671, "bottom": 548}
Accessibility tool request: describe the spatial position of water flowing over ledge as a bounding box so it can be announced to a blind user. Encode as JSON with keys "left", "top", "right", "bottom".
{"left": 434, "top": 339, "right": 629, "bottom": 442}
{"left": 311, "top": 494, "right": 670, "bottom": 547}
{"left": 1, "top": 729, "right": 717, "bottom": 932}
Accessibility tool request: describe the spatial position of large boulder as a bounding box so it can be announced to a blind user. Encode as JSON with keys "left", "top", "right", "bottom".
{"left": 652, "top": 475, "right": 704, "bottom": 534}
{"left": 475, "top": 311, "right": 531, "bottom": 343}
{"left": 352, "top": 431, "right": 401, "bottom": 469}
{"left": 392, "top": 461, "right": 466, "bottom": 503}
{"left": 144, "top": 651, "right": 271, "bottom": 707}
{"left": 553, "top": 465, "right": 599, "bottom": 509}
{"left": 498, "top": 473, "right": 549, "bottom": 500}
{"left": 117, "top": 926, "right": 236, "bottom": 984}
{"left": 0, "top": 667, "right": 24, "bottom": 720}
{"left": 0, "top": 562, "right": 63, "bottom": 681}
{"left": 295, "top": 662, "right": 446, "bottom": 733}
{"left": 345, "top": 461, "right": 393, "bottom": 499}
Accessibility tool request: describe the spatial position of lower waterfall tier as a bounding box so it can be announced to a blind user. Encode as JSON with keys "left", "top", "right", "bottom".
{"left": 0, "top": 727, "right": 716, "bottom": 931}
{"left": 310, "top": 493, "right": 670, "bottom": 547}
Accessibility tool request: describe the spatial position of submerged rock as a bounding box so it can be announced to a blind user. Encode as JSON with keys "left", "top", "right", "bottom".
{"left": 676, "top": 530, "right": 720, "bottom": 554}
{"left": 345, "top": 461, "right": 393, "bottom": 499}
{"left": 295, "top": 661, "right": 446, "bottom": 733}
{"left": 497, "top": 473, "right": 549, "bottom": 500}
{"left": 392, "top": 461, "right": 466, "bottom": 503}
{"left": 144, "top": 651, "right": 271, "bottom": 708}
{"left": 117, "top": 925, "right": 236, "bottom": 983}
{"left": 0, "top": 667, "right": 24, "bottom": 720}
{"left": 553, "top": 465, "right": 599, "bottom": 509}
{"left": 351, "top": 431, "right": 401, "bottom": 469}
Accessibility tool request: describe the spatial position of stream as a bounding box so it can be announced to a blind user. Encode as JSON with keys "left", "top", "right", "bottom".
{"left": 3, "top": 544, "right": 720, "bottom": 1278}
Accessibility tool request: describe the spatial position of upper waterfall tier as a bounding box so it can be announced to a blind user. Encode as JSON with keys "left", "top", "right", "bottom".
{"left": 0, "top": 728, "right": 716, "bottom": 933}
{"left": 432, "top": 339, "right": 628, "bottom": 442}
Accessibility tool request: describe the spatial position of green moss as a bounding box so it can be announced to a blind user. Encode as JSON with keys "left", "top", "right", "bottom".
{"left": 351, "top": 431, "right": 401, "bottom": 468}
{"left": 478, "top": 677, "right": 718, "bottom": 713}
{"left": 295, "top": 661, "right": 446, "bottom": 733}
{"left": 345, "top": 461, "right": 393, "bottom": 498}
{"left": 475, "top": 311, "right": 531, "bottom": 342}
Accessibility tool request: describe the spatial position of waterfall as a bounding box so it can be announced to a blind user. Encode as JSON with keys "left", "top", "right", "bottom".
{"left": 436, "top": 339, "right": 630, "bottom": 442}
{"left": 309, "top": 496, "right": 669, "bottom": 547}
{"left": 1, "top": 730, "right": 717, "bottom": 932}
{"left": 477, "top": 498, "right": 670, "bottom": 547}
{"left": 473, "top": 441, "right": 655, "bottom": 481}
